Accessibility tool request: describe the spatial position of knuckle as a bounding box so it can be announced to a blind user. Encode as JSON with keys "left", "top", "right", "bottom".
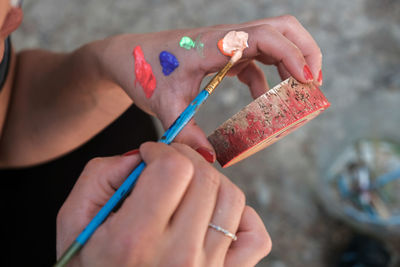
{"left": 245, "top": 207, "right": 272, "bottom": 257}
{"left": 265, "top": 235, "right": 273, "bottom": 256}
{"left": 296, "top": 49, "right": 305, "bottom": 61}
{"left": 139, "top": 141, "right": 158, "bottom": 153}
{"left": 317, "top": 48, "right": 323, "bottom": 61}
{"left": 170, "top": 143, "right": 202, "bottom": 161}
{"left": 254, "top": 24, "right": 275, "bottom": 36}
{"left": 158, "top": 151, "right": 182, "bottom": 168}
{"left": 170, "top": 142, "right": 190, "bottom": 151}
{"left": 251, "top": 231, "right": 272, "bottom": 259}
{"left": 287, "top": 45, "right": 305, "bottom": 62}
{"left": 55, "top": 208, "right": 65, "bottom": 227}
{"left": 198, "top": 165, "right": 220, "bottom": 191}
{"left": 117, "top": 231, "right": 137, "bottom": 251}
{"left": 156, "top": 151, "right": 194, "bottom": 179}
{"left": 232, "top": 185, "right": 246, "bottom": 208}
{"left": 258, "top": 229, "right": 272, "bottom": 257}
{"left": 246, "top": 229, "right": 272, "bottom": 259}
{"left": 113, "top": 231, "right": 146, "bottom": 262}
{"left": 139, "top": 141, "right": 155, "bottom": 149}
{"left": 85, "top": 157, "right": 106, "bottom": 169}
{"left": 281, "top": 14, "right": 300, "bottom": 25}
{"left": 175, "top": 259, "right": 196, "bottom": 267}
{"left": 112, "top": 235, "right": 134, "bottom": 260}
{"left": 173, "top": 250, "right": 199, "bottom": 267}
{"left": 81, "top": 157, "right": 109, "bottom": 178}
{"left": 260, "top": 233, "right": 272, "bottom": 257}
{"left": 223, "top": 181, "right": 246, "bottom": 208}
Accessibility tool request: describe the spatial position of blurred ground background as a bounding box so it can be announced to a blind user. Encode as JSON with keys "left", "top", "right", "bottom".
{"left": 13, "top": 0, "right": 400, "bottom": 266}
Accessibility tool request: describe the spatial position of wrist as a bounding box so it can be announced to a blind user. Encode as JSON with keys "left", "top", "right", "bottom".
{"left": 89, "top": 35, "right": 132, "bottom": 86}
{"left": 78, "top": 40, "right": 110, "bottom": 83}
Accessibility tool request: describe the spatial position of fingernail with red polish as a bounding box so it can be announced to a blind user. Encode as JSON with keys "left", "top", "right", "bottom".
{"left": 303, "top": 65, "right": 314, "bottom": 81}
{"left": 196, "top": 147, "right": 215, "bottom": 163}
{"left": 317, "top": 69, "right": 323, "bottom": 85}
{"left": 123, "top": 149, "right": 139, "bottom": 157}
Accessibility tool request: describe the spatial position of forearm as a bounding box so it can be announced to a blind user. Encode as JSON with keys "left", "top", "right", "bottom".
{"left": 0, "top": 42, "right": 132, "bottom": 167}
{"left": 15, "top": 43, "right": 105, "bottom": 114}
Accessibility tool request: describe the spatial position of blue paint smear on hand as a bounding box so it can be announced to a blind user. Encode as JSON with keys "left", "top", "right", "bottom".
{"left": 159, "top": 51, "right": 179, "bottom": 76}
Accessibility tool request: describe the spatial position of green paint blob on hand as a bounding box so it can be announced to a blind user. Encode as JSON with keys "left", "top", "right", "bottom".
{"left": 179, "top": 36, "right": 196, "bottom": 50}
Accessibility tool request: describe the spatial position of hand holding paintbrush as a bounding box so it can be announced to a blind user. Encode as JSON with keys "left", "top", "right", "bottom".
{"left": 55, "top": 31, "right": 248, "bottom": 266}
{"left": 55, "top": 16, "right": 323, "bottom": 266}
{"left": 56, "top": 142, "right": 271, "bottom": 267}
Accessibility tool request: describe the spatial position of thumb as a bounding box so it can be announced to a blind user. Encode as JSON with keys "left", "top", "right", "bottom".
{"left": 57, "top": 153, "right": 141, "bottom": 254}
{"left": 65, "top": 154, "right": 142, "bottom": 210}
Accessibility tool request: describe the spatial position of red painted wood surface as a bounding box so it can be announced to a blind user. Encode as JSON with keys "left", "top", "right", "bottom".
{"left": 208, "top": 77, "right": 330, "bottom": 168}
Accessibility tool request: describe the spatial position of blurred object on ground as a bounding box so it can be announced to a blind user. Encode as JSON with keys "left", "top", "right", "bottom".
{"left": 337, "top": 234, "right": 392, "bottom": 267}
{"left": 321, "top": 139, "right": 400, "bottom": 235}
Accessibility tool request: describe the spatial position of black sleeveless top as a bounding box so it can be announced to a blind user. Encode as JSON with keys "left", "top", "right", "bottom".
{"left": 0, "top": 39, "right": 158, "bottom": 267}
{"left": 0, "top": 37, "right": 11, "bottom": 90}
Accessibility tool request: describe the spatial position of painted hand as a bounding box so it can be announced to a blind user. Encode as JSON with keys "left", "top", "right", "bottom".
{"left": 97, "top": 15, "right": 322, "bottom": 163}
{"left": 56, "top": 142, "right": 271, "bottom": 266}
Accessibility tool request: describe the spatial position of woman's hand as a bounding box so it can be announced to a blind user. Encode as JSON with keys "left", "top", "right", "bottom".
{"left": 57, "top": 142, "right": 271, "bottom": 267}
{"left": 94, "top": 15, "right": 322, "bottom": 162}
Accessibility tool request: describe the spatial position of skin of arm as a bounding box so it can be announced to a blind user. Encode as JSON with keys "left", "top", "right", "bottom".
{"left": 0, "top": 2, "right": 132, "bottom": 167}
{"left": 0, "top": 42, "right": 133, "bottom": 167}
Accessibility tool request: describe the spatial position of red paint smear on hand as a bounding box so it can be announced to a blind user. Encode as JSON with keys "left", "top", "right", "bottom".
{"left": 133, "top": 46, "right": 156, "bottom": 98}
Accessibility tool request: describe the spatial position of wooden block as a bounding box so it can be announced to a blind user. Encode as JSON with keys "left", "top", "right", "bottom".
{"left": 208, "top": 77, "right": 330, "bottom": 168}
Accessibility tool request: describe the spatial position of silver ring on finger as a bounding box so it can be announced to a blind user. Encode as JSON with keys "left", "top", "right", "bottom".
{"left": 208, "top": 223, "right": 237, "bottom": 241}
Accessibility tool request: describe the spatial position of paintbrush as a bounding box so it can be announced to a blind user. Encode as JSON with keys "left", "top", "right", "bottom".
{"left": 54, "top": 57, "right": 238, "bottom": 267}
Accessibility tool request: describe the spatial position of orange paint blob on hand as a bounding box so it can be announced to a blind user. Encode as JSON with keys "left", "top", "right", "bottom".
{"left": 217, "top": 31, "right": 249, "bottom": 63}
{"left": 218, "top": 39, "right": 234, "bottom": 57}
{"left": 133, "top": 46, "right": 156, "bottom": 98}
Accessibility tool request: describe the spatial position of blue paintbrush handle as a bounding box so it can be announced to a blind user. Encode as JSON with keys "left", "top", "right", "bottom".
{"left": 55, "top": 59, "right": 234, "bottom": 267}
{"left": 75, "top": 89, "right": 210, "bottom": 246}
{"left": 160, "top": 90, "right": 210, "bottom": 144}
{"left": 75, "top": 161, "right": 146, "bottom": 244}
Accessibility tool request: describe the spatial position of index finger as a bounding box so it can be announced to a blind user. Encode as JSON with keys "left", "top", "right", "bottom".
{"left": 197, "top": 25, "right": 311, "bottom": 84}
{"left": 110, "top": 142, "right": 194, "bottom": 232}
{"left": 259, "top": 15, "right": 322, "bottom": 83}
{"left": 214, "top": 16, "right": 323, "bottom": 82}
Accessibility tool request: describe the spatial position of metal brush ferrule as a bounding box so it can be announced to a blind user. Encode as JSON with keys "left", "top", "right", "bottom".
{"left": 204, "top": 61, "right": 233, "bottom": 94}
